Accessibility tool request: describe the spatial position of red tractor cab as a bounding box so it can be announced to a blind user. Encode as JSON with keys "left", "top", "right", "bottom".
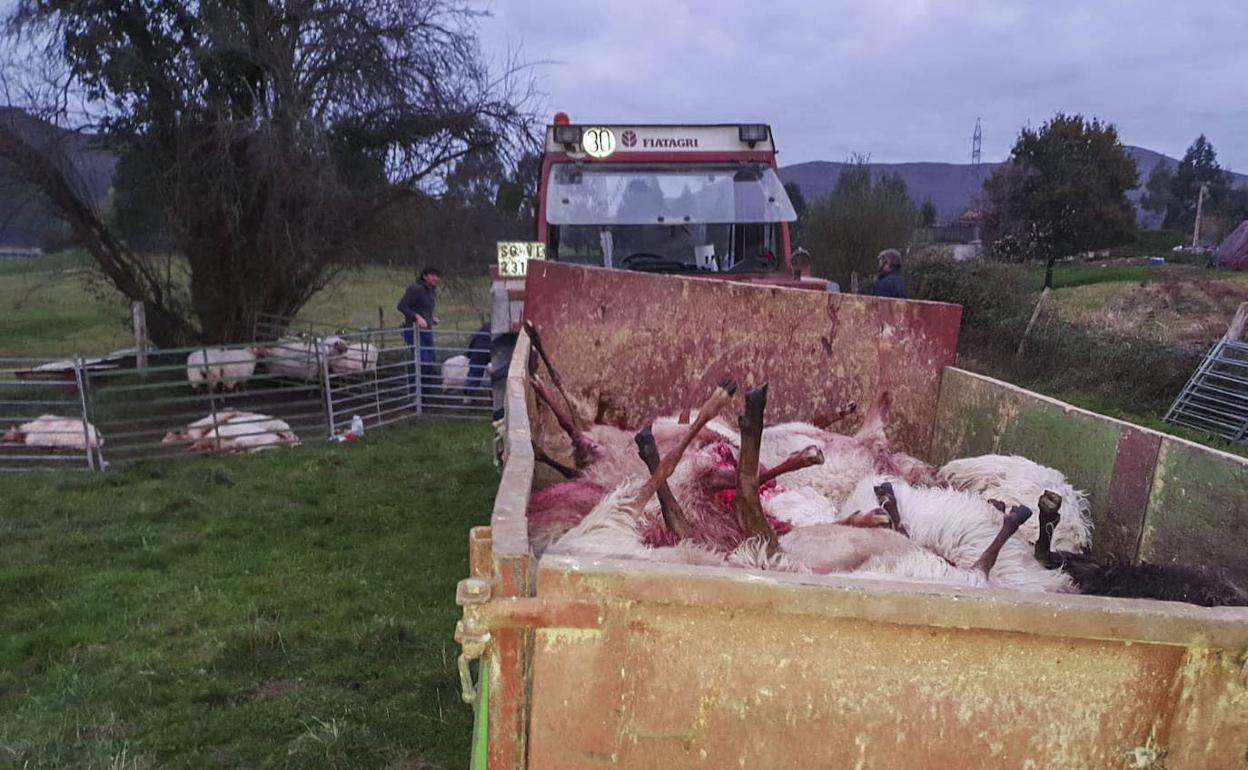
{"left": 488, "top": 118, "right": 831, "bottom": 409}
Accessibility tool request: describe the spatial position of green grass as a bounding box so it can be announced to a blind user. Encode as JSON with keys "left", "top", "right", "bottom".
{"left": 1048, "top": 389, "right": 1248, "bottom": 460}
{"left": 0, "top": 254, "right": 490, "bottom": 358}
{"left": 0, "top": 421, "right": 494, "bottom": 769}
{"left": 0, "top": 253, "right": 133, "bottom": 358}
{"left": 1046, "top": 263, "right": 1161, "bottom": 289}
{"left": 302, "top": 268, "right": 489, "bottom": 334}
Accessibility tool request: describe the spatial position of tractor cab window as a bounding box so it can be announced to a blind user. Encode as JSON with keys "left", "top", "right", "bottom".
{"left": 545, "top": 163, "right": 794, "bottom": 272}
{"left": 552, "top": 223, "right": 780, "bottom": 273}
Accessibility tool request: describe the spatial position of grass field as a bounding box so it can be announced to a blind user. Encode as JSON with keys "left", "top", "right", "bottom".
{"left": 1048, "top": 266, "right": 1248, "bottom": 344}
{"left": 0, "top": 254, "right": 490, "bottom": 358}
{"left": 0, "top": 253, "right": 133, "bottom": 359}
{"left": 0, "top": 421, "right": 494, "bottom": 769}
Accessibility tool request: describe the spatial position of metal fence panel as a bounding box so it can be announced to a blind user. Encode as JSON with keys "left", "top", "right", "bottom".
{"left": 83, "top": 343, "right": 330, "bottom": 466}
{"left": 1, "top": 357, "right": 98, "bottom": 471}
{"left": 1164, "top": 339, "right": 1248, "bottom": 441}
{"left": 3, "top": 322, "right": 492, "bottom": 472}
{"left": 324, "top": 326, "right": 492, "bottom": 437}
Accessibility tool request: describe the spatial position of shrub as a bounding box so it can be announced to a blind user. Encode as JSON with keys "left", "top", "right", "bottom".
{"left": 906, "top": 255, "right": 1199, "bottom": 413}
{"left": 907, "top": 256, "right": 1039, "bottom": 342}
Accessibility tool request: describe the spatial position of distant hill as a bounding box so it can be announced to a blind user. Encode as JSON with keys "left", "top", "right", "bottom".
{"left": 780, "top": 146, "right": 1248, "bottom": 229}
{"left": 0, "top": 108, "right": 115, "bottom": 249}
{"left": 5, "top": 107, "right": 1247, "bottom": 247}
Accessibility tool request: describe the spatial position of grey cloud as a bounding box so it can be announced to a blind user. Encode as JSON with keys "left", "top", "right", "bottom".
{"left": 480, "top": 0, "right": 1248, "bottom": 170}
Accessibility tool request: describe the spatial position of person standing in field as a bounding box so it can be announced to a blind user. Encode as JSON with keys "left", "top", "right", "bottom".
{"left": 870, "top": 248, "right": 908, "bottom": 299}
{"left": 397, "top": 267, "right": 441, "bottom": 397}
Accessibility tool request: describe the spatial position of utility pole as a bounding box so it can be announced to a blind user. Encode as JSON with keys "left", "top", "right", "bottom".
{"left": 1193, "top": 181, "right": 1209, "bottom": 248}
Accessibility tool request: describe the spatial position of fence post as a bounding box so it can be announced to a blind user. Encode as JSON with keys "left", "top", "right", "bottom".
{"left": 132, "top": 301, "right": 148, "bottom": 372}
{"left": 371, "top": 332, "right": 384, "bottom": 426}
{"left": 319, "top": 336, "right": 337, "bottom": 438}
{"left": 1016, "top": 287, "right": 1052, "bottom": 359}
{"left": 208, "top": 387, "right": 222, "bottom": 454}
{"left": 1225, "top": 302, "right": 1248, "bottom": 343}
{"left": 72, "top": 355, "right": 96, "bottom": 471}
{"left": 414, "top": 331, "right": 424, "bottom": 417}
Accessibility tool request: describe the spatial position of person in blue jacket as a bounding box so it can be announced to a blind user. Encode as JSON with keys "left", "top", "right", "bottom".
{"left": 870, "top": 249, "right": 908, "bottom": 299}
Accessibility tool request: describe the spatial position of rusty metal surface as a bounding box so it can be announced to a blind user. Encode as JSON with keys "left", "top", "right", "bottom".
{"left": 491, "top": 331, "right": 536, "bottom": 561}
{"left": 475, "top": 297, "right": 1248, "bottom": 770}
{"left": 1102, "top": 427, "right": 1163, "bottom": 562}
{"left": 522, "top": 262, "right": 962, "bottom": 457}
{"left": 469, "top": 527, "right": 493, "bottom": 579}
{"left": 524, "top": 556, "right": 1248, "bottom": 769}
{"left": 1161, "top": 646, "right": 1248, "bottom": 768}
{"left": 482, "top": 330, "right": 537, "bottom": 770}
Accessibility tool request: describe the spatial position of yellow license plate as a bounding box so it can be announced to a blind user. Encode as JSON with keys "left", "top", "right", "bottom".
{"left": 496, "top": 241, "right": 546, "bottom": 278}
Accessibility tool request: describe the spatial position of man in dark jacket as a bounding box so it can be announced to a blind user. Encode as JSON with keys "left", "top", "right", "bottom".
{"left": 870, "top": 249, "right": 907, "bottom": 299}
{"left": 397, "top": 267, "right": 440, "bottom": 396}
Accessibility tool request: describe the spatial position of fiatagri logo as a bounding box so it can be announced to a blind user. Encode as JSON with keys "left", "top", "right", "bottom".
{"left": 641, "top": 136, "right": 698, "bottom": 148}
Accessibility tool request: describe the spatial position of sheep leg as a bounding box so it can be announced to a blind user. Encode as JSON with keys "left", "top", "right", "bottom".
{"left": 873, "top": 482, "right": 909, "bottom": 536}
{"left": 759, "top": 445, "right": 825, "bottom": 485}
{"left": 635, "top": 426, "right": 692, "bottom": 539}
{"left": 1035, "top": 490, "right": 1063, "bottom": 568}
{"left": 533, "top": 442, "right": 580, "bottom": 480}
{"left": 840, "top": 509, "right": 893, "bottom": 528}
{"left": 704, "top": 445, "right": 826, "bottom": 493}
{"left": 532, "top": 375, "right": 598, "bottom": 468}
{"left": 733, "top": 385, "right": 779, "bottom": 555}
{"left": 632, "top": 379, "right": 738, "bottom": 510}
{"left": 973, "top": 504, "right": 1033, "bottom": 576}
{"left": 855, "top": 391, "right": 893, "bottom": 441}
{"left": 593, "top": 394, "right": 610, "bottom": 425}
{"left": 812, "top": 401, "right": 858, "bottom": 429}
{"left": 523, "top": 320, "right": 588, "bottom": 431}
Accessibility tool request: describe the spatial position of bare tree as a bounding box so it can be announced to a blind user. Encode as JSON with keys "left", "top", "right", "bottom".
{"left": 1, "top": 0, "right": 536, "bottom": 345}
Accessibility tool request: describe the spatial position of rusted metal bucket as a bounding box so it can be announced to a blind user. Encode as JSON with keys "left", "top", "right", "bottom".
{"left": 459, "top": 264, "right": 1248, "bottom": 770}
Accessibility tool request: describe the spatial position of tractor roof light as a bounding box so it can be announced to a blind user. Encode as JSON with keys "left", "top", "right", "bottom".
{"left": 738, "top": 124, "right": 769, "bottom": 147}
{"left": 553, "top": 124, "right": 582, "bottom": 146}
{"left": 553, "top": 112, "right": 571, "bottom": 125}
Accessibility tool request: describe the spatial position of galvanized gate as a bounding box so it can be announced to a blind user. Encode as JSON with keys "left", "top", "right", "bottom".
{"left": 1163, "top": 338, "right": 1248, "bottom": 441}
{"left": 1, "top": 325, "right": 492, "bottom": 472}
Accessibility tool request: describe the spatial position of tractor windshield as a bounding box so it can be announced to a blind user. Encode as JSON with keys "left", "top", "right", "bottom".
{"left": 544, "top": 163, "right": 796, "bottom": 273}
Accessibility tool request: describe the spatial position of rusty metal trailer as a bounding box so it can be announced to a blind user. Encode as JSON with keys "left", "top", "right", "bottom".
{"left": 457, "top": 262, "right": 1248, "bottom": 770}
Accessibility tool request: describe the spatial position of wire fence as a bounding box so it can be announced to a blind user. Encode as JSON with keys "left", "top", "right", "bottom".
{"left": 0, "top": 324, "right": 492, "bottom": 473}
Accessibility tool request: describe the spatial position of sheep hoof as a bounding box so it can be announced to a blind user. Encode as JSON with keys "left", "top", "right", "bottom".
{"left": 986, "top": 498, "right": 1007, "bottom": 513}
{"left": 1038, "top": 490, "right": 1062, "bottom": 516}
{"left": 1004, "top": 504, "right": 1033, "bottom": 530}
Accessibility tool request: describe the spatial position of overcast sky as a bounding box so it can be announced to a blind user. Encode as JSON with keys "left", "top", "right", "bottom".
{"left": 479, "top": 0, "right": 1248, "bottom": 171}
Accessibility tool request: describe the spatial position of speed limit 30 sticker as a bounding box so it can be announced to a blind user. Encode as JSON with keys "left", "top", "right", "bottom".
{"left": 581, "top": 126, "right": 616, "bottom": 158}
